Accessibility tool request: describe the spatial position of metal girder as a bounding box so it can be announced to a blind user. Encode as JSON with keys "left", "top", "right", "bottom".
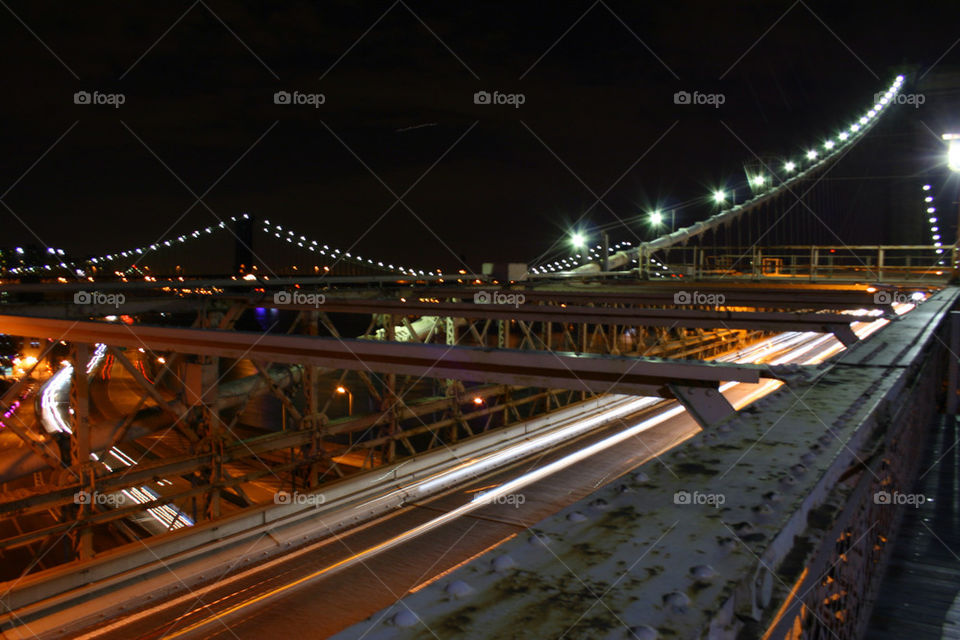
{"left": 411, "top": 285, "right": 899, "bottom": 311}
{"left": 667, "top": 383, "right": 737, "bottom": 428}
{"left": 106, "top": 346, "right": 185, "bottom": 418}
{"left": 0, "top": 418, "right": 64, "bottom": 474}
{"left": 0, "top": 315, "right": 766, "bottom": 398}
{"left": 251, "top": 360, "right": 303, "bottom": 424}
{"left": 0, "top": 385, "right": 543, "bottom": 520}
{"left": 1, "top": 298, "right": 199, "bottom": 318}
{"left": 265, "top": 298, "right": 864, "bottom": 345}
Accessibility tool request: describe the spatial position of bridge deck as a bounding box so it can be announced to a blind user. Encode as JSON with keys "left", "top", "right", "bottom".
{"left": 867, "top": 414, "right": 960, "bottom": 640}
{"left": 334, "top": 288, "right": 958, "bottom": 639}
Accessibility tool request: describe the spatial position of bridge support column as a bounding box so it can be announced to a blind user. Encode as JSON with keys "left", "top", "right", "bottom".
{"left": 69, "top": 343, "right": 93, "bottom": 561}
{"left": 302, "top": 310, "right": 327, "bottom": 487}
{"left": 386, "top": 317, "right": 399, "bottom": 459}
{"left": 185, "top": 358, "right": 223, "bottom": 520}
{"left": 601, "top": 231, "right": 609, "bottom": 272}
{"left": 949, "top": 311, "right": 960, "bottom": 415}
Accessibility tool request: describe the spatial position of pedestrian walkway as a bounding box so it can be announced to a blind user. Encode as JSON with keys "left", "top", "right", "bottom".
{"left": 867, "top": 415, "right": 960, "bottom": 639}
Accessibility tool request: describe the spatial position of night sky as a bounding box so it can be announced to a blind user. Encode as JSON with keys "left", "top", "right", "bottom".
{"left": 1, "top": 1, "right": 959, "bottom": 273}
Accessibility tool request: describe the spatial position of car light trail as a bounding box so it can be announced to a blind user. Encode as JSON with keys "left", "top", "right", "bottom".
{"left": 155, "top": 310, "right": 901, "bottom": 640}
{"left": 42, "top": 343, "right": 193, "bottom": 530}
{"left": 40, "top": 343, "right": 107, "bottom": 434}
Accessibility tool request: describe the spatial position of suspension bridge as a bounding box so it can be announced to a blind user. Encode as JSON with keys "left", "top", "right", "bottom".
{"left": 0, "top": 71, "right": 958, "bottom": 640}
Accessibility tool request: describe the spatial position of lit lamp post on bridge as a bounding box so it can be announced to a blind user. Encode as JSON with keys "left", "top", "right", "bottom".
{"left": 570, "top": 230, "right": 610, "bottom": 270}
{"left": 335, "top": 385, "right": 353, "bottom": 415}
{"left": 943, "top": 132, "right": 960, "bottom": 272}
{"left": 713, "top": 189, "right": 729, "bottom": 208}
{"left": 648, "top": 209, "right": 675, "bottom": 234}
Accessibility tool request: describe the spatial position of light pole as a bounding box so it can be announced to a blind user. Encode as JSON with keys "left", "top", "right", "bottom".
{"left": 649, "top": 210, "right": 662, "bottom": 237}
{"left": 713, "top": 190, "right": 727, "bottom": 208}
{"left": 944, "top": 134, "right": 960, "bottom": 261}
{"left": 571, "top": 231, "right": 588, "bottom": 265}
{"left": 649, "top": 209, "right": 675, "bottom": 234}
{"left": 335, "top": 385, "right": 353, "bottom": 415}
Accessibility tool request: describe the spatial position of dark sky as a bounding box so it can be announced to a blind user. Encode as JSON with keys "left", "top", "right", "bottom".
{"left": 1, "top": 1, "right": 959, "bottom": 273}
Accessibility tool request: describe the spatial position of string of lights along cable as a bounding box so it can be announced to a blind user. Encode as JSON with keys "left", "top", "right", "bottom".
{"left": 922, "top": 183, "right": 946, "bottom": 265}
{"left": 2, "top": 76, "right": 908, "bottom": 281}
{"left": 531, "top": 75, "right": 906, "bottom": 274}
{"left": 7, "top": 214, "right": 425, "bottom": 278}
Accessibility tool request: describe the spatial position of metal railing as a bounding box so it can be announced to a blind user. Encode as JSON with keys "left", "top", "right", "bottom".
{"left": 641, "top": 244, "right": 956, "bottom": 284}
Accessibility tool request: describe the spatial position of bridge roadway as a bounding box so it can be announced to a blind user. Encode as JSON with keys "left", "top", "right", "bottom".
{"left": 332, "top": 290, "right": 955, "bottom": 639}
{"left": 63, "top": 315, "right": 891, "bottom": 640}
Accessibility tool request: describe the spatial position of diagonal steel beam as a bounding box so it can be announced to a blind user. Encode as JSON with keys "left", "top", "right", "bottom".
{"left": 0, "top": 315, "right": 767, "bottom": 398}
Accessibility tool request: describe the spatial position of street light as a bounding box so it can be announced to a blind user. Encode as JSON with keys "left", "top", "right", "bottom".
{"left": 945, "top": 133, "right": 960, "bottom": 172}
{"left": 784, "top": 161, "right": 796, "bottom": 172}
{"left": 571, "top": 232, "right": 585, "bottom": 249}
{"left": 944, "top": 133, "right": 960, "bottom": 266}
{"left": 713, "top": 190, "right": 726, "bottom": 205}
{"left": 649, "top": 209, "right": 675, "bottom": 232}
{"left": 335, "top": 385, "right": 353, "bottom": 415}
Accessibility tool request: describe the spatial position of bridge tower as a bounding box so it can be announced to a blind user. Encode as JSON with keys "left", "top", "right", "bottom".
{"left": 233, "top": 213, "right": 254, "bottom": 274}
